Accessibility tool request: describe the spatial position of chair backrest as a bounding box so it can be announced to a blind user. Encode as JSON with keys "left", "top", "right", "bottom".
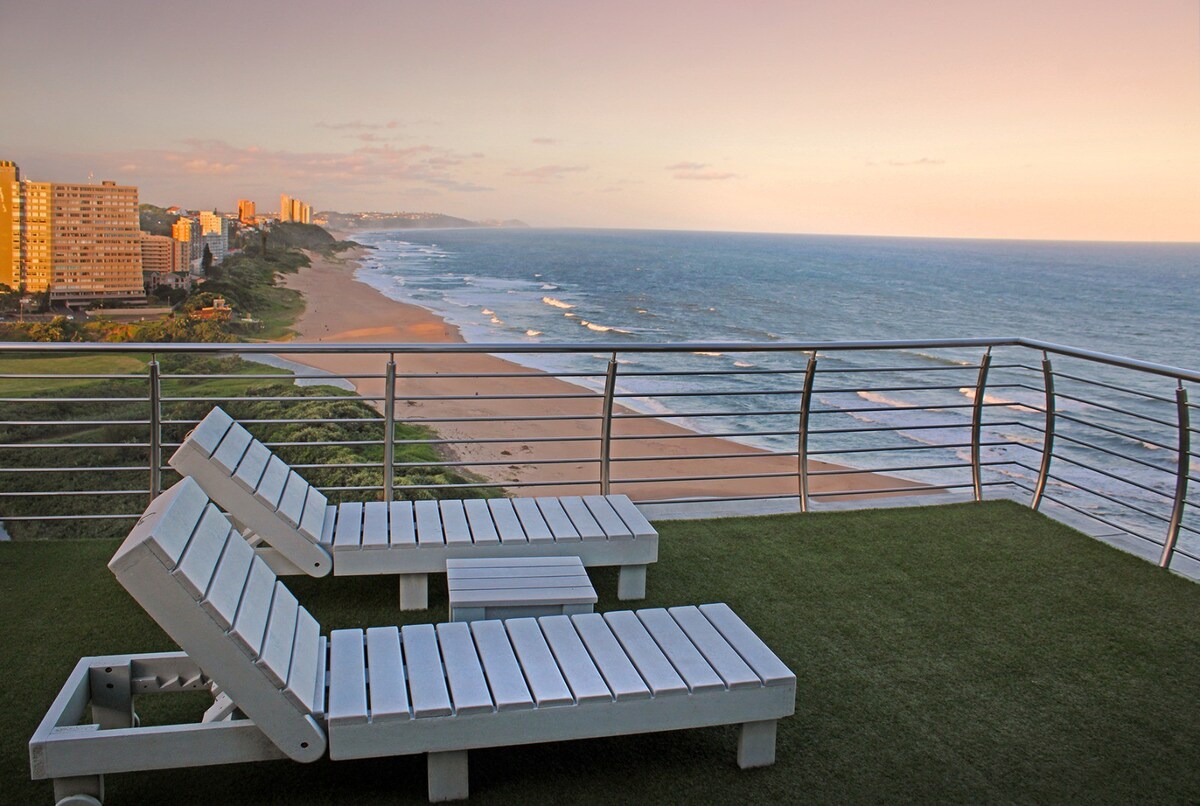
{"left": 109, "top": 477, "right": 327, "bottom": 761}
{"left": 168, "top": 407, "right": 333, "bottom": 576}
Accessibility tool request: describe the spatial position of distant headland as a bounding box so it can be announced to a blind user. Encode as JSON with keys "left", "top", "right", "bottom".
{"left": 317, "top": 211, "right": 529, "bottom": 231}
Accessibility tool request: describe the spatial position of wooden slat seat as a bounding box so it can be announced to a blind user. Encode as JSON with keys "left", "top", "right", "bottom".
{"left": 170, "top": 406, "right": 659, "bottom": 608}
{"left": 33, "top": 478, "right": 794, "bottom": 804}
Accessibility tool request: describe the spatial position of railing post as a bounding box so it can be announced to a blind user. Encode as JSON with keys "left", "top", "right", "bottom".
{"left": 1031, "top": 352, "right": 1055, "bottom": 510}
{"left": 148, "top": 355, "right": 161, "bottom": 502}
{"left": 970, "top": 347, "right": 992, "bottom": 502}
{"left": 600, "top": 352, "right": 619, "bottom": 495}
{"left": 1159, "top": 382, "right": 1190, "bottom": 569}
{"left": 383, "top": 354, "right": 396, "bottom": 502}
{"left": 797, "top": 351, "right": 817, "bottom": 513}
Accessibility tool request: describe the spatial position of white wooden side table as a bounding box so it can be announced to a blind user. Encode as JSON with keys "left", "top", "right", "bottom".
{"left": 446, "top": 556, "right": 598, "bottom": 622}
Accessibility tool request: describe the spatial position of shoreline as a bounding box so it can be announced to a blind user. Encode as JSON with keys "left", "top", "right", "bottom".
{"left": 278, "top": 246, "right": 918, "bottom": 503}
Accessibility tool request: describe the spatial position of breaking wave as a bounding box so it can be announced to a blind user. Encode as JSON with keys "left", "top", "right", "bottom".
{"left": 580, "top": 320, "right": 632, "bottom": 334}
{"left": 543, "top": 297, "right": 575, "bottom": 309}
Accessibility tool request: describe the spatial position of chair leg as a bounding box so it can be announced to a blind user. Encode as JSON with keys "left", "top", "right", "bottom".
{"left": 399, "top": 573, "right": 429, "bottom": 610}
{"left": 737, "top": 720, "right": 777, "bottom": 768}
{"left": 53, "top": 774, "right": 103, "bottom": 805}
{"left": 88, "top": 663, "right": 133, "bottom": 729}
{"left": 427, "top": 750, "right": 469, "bottom": 802}
{"left": 617, "top": 564, "right": 647, "bottom": 599}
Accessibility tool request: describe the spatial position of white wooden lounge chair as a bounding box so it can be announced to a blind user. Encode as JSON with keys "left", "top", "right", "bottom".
{"left": 30, "top": 478, "right": 796, "bottom": 804}
{"left": 168, "top": 406, "right": 658, "bottom": 609}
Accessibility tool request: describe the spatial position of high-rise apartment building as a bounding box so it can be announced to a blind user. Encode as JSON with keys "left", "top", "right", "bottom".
{"left": 237, "top": 199, "right": 256, "bottom": 225}
{"left": 1, "top": 161, "right": 143, "bottom": 302}
{"left": 198, "top": 210, "right": 222, "bottom": 235}
{"left": 279, "top": 194, "right": 312, "bottom": 224}
{"left": 198, "top": 210, "right": 230, "bottom": 264}
{"left": 172, "top": 217, "right": 201, "bottom": 263}
{"left": 141, "top": 231, "right": 191, "bottom": 292}
{"left": 0, "top": 162, "right": 19, "bottom": 288}
{"left": 139, "top": 231, "right": 188, "bottom": 274}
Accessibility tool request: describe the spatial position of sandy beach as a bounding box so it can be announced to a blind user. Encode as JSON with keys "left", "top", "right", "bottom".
{"left": 278, "top": 246, "right": 915, "bottom": 503}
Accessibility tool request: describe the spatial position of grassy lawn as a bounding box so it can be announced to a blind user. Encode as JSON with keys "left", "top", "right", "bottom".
{"left": 0, "top": 353, "right": 148, "bottom": 397}
{"left": 3, "top": 501, "right": 1199, "bottom": 803}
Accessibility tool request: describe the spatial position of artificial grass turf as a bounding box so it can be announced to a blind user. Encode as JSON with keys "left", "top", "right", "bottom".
{"left": 3, "top": 500, "right": 1199, "bottom": 804}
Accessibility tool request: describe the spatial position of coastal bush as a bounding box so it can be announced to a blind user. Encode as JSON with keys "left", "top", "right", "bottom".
{"left": 0, "top": 353, "right": 499, "bottom": 540}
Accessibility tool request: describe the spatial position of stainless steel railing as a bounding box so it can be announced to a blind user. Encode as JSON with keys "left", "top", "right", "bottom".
{"left": 0, "top": 337, "right": 1194, "bottom": 573}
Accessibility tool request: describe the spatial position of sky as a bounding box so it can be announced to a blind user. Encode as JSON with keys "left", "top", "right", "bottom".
{"left": 1, "top": 0, "right": 1198, "bottom": 241}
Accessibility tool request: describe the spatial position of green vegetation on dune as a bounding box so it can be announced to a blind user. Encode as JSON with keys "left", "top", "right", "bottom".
{"left": 2, "top": 502, "right": 1199, "bottom": 803}
{"left": 0, "top": 352, "right": 495, "bottom": 540}
{"left": 192, "top": 243, "right": 310, "bottom": 340}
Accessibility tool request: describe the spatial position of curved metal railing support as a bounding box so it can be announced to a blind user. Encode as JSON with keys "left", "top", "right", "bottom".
{"left": 383, "top": 354, "right": 397, "bottom": 501}
{"left": 970, "top": 347, "right": 992, "bottom": 502}
{"left": 600, "top": 352, "right": 619, "bottom": 495}
{"left": 1159, "top": 383, "right": 1191, "bottom": 569}
{"left": 797, "top": 351, "right": 818, "bottom": 512}
{"left": 1031, "top": 352, "right": 1055, "bottom": 510}
{"left": 148, "top": 355, "right": 161, "bottom": 502}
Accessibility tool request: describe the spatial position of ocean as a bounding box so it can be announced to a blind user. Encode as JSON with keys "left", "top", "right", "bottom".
{"left": 350, "top": 228, "right": 1200, "bottom": 551}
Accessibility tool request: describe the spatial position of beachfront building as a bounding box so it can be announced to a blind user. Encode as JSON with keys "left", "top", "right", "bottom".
{"left": 0, "top": 161, "right": 19, "bottom": 289}
{"left": 237, "top": 198, "right": 256, "bottom": 225}
{"left": 279, "top": 193, "right": 312, "bottom": 224}
{"left": 198, "top": 211, "right": 231, "bottom": 265}
{"left": 140, "top": 231, "right": 191, "bottom": 293}
{"left": 0, "top": 161, "right": 144, "bottom": 303}
{"left": 172, "top": 216, "right": 201, "bottom": 266}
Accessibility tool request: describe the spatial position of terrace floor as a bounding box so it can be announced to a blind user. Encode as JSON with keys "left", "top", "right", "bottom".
{"left": 4, "top": 501, "right": 1200, "bottom": 804}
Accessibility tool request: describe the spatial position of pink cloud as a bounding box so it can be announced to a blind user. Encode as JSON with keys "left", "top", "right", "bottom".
{"left": 316, "top": 119, "right": 405, "bottom": 131}
{"left": 665, "top": 161, "right": 708, "bottom": 170}
{"left": 673, "top": 170, "right": 737, "bottom": 181}
{"left": 65, "top": 139, "right": 493, "bottom": 198}
{"left": 506, "top": 164, "right": 589, "bottom": 181}
{"left": 531, "top": 137, "right": 558, "bottom": 145}
{"left": 867, "top": 158, "right": 946, "bottom": 167}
